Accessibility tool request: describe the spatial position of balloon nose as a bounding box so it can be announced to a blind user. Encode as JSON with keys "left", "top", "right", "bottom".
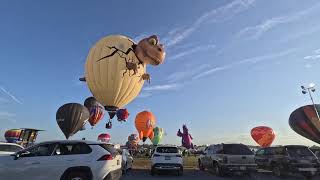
{"left": 142, "top": 137, "right": 147, "bottom": 142}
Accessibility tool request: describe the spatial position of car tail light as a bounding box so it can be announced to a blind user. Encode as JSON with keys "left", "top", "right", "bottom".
{"left": 176, "top": 155, "right": 182, "bottom": 158}
{"left": 97, "top": 154, "right": 113, "bottom": 161}
{"left": 153, "top": 154, "right": 161, "bottom": 157}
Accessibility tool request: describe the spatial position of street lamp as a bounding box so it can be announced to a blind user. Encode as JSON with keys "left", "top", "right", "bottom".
{"left": 301, "top": 83, "right": 319, "bottom": 120}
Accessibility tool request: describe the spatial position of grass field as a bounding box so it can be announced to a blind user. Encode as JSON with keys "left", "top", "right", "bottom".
{"left": 133, "top": 156, "right": 199, "bottom": 169}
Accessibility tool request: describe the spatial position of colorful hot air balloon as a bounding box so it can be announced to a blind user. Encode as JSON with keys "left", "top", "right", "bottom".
{"left": 251, "top": 126, "right": 275, "bottom": 147}
{"left": 177, "top": 124, "right": 194, "bottom": 149}
{"left": 289, "top": 104, "right": 320, "bottom": 144}
{"left": 80, "top": 35, "right": 165, "bottom": 121}
{"left": 98, "top": 133, "right": 111, "bottom": 143}
{"left": 88, "top": 105, "right": 105, "bottom": 127}
{"left": 56, "top": 103, "right": 90, "bottom": 139}
{"left": 151, "top": 127, "right": 164, "bottom": 145}
{"left": 84, "top": 97, "right": 100, "bottom": 110}
{"left": 116, "top": 108, "right": 129, "bottom": 122}
{"left": 4, "top": 129, "right": 22, "bottom": 143}
{"left": 135, "top": 111, "right": 156, "bottom": 142}
{"left": 128, "top": 133, "right": 140, "bottom": 145}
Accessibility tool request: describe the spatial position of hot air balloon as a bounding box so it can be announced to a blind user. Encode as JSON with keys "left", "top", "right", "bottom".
{"left": 88, "top": 105, "right": 105, "bottom": 127}
{"left": 289, "top": 104, "right": 320, "bottom": 144}
{"left": 84, "top": 97, "right": 100, "bottom": 110}
{"left": 116, "top": 108, "right": 129, "bottom": 122}
{"left": 135, "top": 111, "right": 156, "bottom": 142}
{"left": 128, "top": 133, "right": 140, "bottom": 145}
{"left": 177, "top": 124, "right": 194, "bottom": 149}
{"left": 97, "top": 133, "right": 111, "bottom": 143}
{"left": 80, "top": 35, "right": 165, "bottom": 127}
{"left": 251, "top": 126, "right": 275, "bottom": 147}
{"left": 4, "top": 129, "right": 22, "bottom": 143}
{"left": 151, "top": 127, "right": 164, "bottom": 145}
{"left": 56, "top": 103, "right": 90, "bottom": 139}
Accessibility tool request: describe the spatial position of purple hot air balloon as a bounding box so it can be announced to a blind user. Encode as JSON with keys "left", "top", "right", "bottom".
{"left": 177, "top": 124, "right": 194, "bottom": 149}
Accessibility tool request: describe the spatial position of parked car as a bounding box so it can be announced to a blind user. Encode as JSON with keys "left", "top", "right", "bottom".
{"left": 0, "top": 140, "right": 122, "bottom": 180}
{"left": 151, "top": 145, "right": 183, "bottom": 176}
{"left": 120, "top": 148, "right": 133, "bottom": 174}
{"left": 198, "top": 143, "right": 257, "bottom": 176}
{"left": 255, "top": 145, "right": 320, "bottom": 177}
{"left": 0, "top": 142, "right": 24, "bottom": 156}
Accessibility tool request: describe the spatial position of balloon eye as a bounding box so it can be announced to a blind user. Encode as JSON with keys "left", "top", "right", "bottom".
{"left": 149, "top": 38, "right": 157, "bottom": 45}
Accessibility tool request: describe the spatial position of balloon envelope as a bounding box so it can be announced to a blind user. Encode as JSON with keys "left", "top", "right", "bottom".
{"left": 116, "top": 108, "right": 129, "bottom": 121}
{"left": 84, "top": 97, "right": 100, "bottom": 110}
{"left": 135, "top": 111, "right": 156, "bottom": 142}
{"left": 289, "top": 105, "right": 320, "bottom": 144}
{"left": 151, "top": 127, "right": 164, "bottom": 145}
{"left": 84, "top": 35, "right": 146, "bottom": 111}
{"left": 98, "top": 133, "right": 111, "bottom": 143}
{"left": 88, "top": 105, "right": 104, "bottom": 127}
{"left": 128, "top": 134, "right": 140, "bottom": 144}
{"left": 251, "top": 126, "right": 275, "bottom": 147}
{"left": 4, "top": 129, "right": 21, "bottom": 143}
{"left": 56, "top": 103, "right": 90, "bottom": 139}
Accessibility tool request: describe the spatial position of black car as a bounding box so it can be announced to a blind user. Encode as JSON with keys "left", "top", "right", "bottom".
{"left": 255, "top": 145, "right": 320, "bottom": 177}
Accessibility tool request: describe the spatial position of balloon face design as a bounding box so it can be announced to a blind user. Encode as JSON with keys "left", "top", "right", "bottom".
{"left": 251, "top": 126, "right": 275, "bottom": 147}
{"left": 151, "top": 127, "right": 164, "bottom": 145}
{"left": 56, "top": 103, "right": 90, "bottom": 139}
{"left": 289, "top": 105, "right": 320, "bottom": 144}
{"left": 135, "top": 111, "right": 156, "bottom": 142}
{"left": 4, "top": 129, "right": 21, "bottom": 143}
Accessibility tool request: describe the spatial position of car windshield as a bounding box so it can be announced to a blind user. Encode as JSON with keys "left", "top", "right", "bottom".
{"left": 223, "top": 144, "right": 253, "bottom": 155}
{"left": 287, "top": 146, "right": 314, "bottom": 157}
{"left": 156, "top": 147, "right": 178, "bottom": 153}
{"left": 0, "top": 144, "right": 23, "bottom": 152}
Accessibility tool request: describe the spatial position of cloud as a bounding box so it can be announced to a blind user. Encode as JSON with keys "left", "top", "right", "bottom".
{"left": 237, "top": 3, "right": 320, "bottom": 40}
{"left": 143, "top": 83, "right": 182, "bottom": 91}
{"left": 304, "top": 48, "right": 320, "bottom": 60}
{"left": 168, "top": 44, "right": 216, "bottom": 61}
{"left": 167, "top": 64, "right": 210, "bottom": 83}
{"left": 165, "top": 0, "right": 255, "bottom": 47}
{"left": 193, "top": 48, "right": 296, "bottom": 80}
{"left": 0, "top": 87, "right": 22, "bottom": 104}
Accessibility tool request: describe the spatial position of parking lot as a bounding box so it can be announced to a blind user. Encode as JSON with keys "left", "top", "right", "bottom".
{"left": 121, "top": 168, "right": 319, "bottom": 180}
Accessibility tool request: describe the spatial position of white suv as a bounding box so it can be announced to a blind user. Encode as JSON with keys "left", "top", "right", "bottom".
{"left": 151, "top": 145, "right": 183, "bottom": 176}
{"left": 0, "top": 142, "right": 24, "bottom": 156}
{"left": 0, "top": 140, "right": 122, "bottom": 180}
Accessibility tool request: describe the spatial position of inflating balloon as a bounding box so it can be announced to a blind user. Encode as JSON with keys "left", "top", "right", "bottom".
{"left": 151, "top": 127, "right": 164, "bottom": 145}
{"left": 135, "top": 111, "right": 156, "bottom": 142}
{"left": 80, "top": 35, "right": 165, "bottom": 123}
{"left": 251, "top": 126, "right": 275, "bottom": 147}
{"left": 4, "top": 129, "right": 21, "bottom": 143}
{"left": 289, "top": 104, "right": 320, "bottom": 144}
{"left": 56, "top": 103, "right": 90, "bottom": 139}
{"left": 98, "top": 133, "right": 111, "bottom": 143}
{"left": 116, "top": 108, "right": 129, "bottom": 122}
{"left": 177, "top": 124, "right": 194, "bottom": 149}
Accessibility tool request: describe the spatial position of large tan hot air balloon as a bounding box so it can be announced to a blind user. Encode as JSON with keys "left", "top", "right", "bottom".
{"left": 80, "top": 35, "right": 165, "bottom": 126}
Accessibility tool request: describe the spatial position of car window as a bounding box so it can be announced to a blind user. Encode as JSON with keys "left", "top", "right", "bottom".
{"left": 98, "top": 144, "right": 119, "bottom": 157}
{"left": 286, "top": 146, "right": 314, "bottom": 157}
{"left": 0, "top": 144, "right": 23, "bottom": 152}
{"left": 156, "top": 147, "right": 178, "bottom": 153}
{"left": 222, "top": 144, "right": 253, "bottom": 155}
{"left": 53, "top": 143, "right": 92, "bottom": 155}
{"left": 21, "top": 143, "right": 56, "bottom": 157}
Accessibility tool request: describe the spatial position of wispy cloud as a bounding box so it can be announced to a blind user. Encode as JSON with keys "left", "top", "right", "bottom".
{"left": 143, "top": 83, "right": 182, "bottom": 91}
{"left": 165, "top": 0, "right": 255, "bottom": 47}
{"left": 168, "top": 44, "right": 216, "bottom": 61}
{"left": 304, "top": 48, "right": 320, "bottom": 60}
{"left": 237, "top": 3, "right": 320, "bottom": 40}
{"left": 193, "top": 48, "right": 296, "bottom": 80}
{"left": 167, "top": 64, "right": 210, "bottom": 83}
{"left": 0, "top": 87, "right": 22, "bottom": 104}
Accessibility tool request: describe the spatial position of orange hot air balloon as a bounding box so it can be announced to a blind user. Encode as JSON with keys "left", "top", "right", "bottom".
{"left": 251, "top": 126, "right": 275, "bottom": 148}
{"left": 135, "top": 111, "right": 156, "bottom": 142}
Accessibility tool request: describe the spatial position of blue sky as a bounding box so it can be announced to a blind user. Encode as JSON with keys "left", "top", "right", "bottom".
{"left": 1, "top": 0, "right": 320, "bottom": 146}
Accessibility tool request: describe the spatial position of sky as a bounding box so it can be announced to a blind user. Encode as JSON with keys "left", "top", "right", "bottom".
{"left": 1, "top": 0, "right": 320, "bottom": 147}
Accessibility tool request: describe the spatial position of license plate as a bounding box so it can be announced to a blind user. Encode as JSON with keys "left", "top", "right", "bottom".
{"left": 298, "top": 168, "right": 317, "bottom": 172}
{"left": 165, "top": 156, "right": 171, "bottom": 160}
{"left": 240, "top": 166, "right": 246, "bottom": 170}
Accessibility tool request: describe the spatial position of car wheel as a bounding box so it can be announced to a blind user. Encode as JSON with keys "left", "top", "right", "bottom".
{"left": 213, "top": 163, "right": 225, "bottom": 177}
{"left": 198, "top": 160, "right": 205, "bottom": 171}
{"left": 67, "top": 171, "right": 89, "bottom": 180}
{"left": 151, "top": 167, "right": 156, "bottom": 176}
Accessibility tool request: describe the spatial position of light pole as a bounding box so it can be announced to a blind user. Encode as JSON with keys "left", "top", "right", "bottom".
{"left": 301, "top": 83, "right": 320, "bottom": 120}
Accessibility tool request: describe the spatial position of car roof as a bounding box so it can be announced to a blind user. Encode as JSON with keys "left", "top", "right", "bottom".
{"left": 0, "top": 142, "right": 24, "bottom": 148}
{"left": 155, "top": 145, "right": 178, "bottom": 148}
{"left": 36, "top": 140, "right": 105, "bottom": 145}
